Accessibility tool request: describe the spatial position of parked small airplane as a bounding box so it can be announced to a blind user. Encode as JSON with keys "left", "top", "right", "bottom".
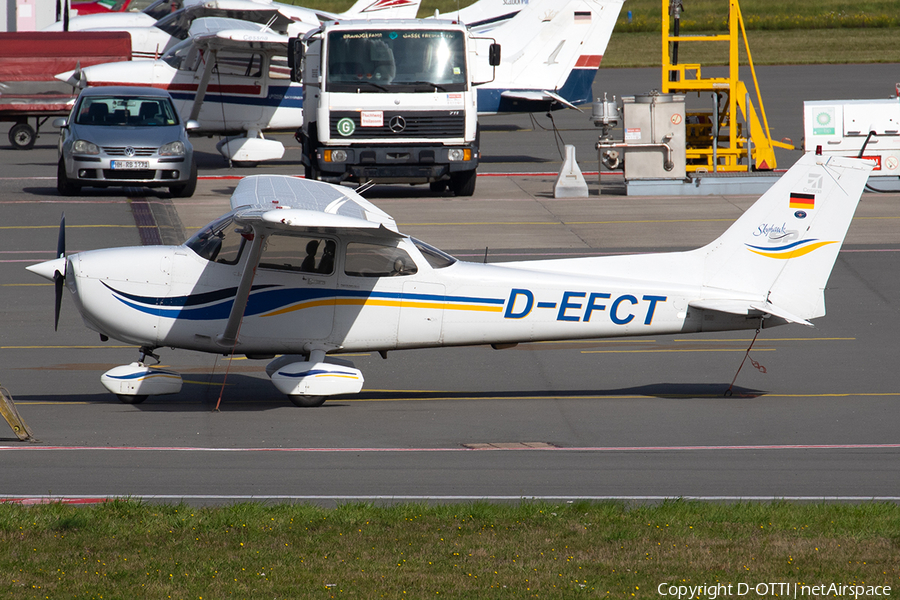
{"left": 48, "top": 0, "right": 422, "bottom": 59}
{"left": 57, "top": 0, "right": 625, "bottom": 162}
{"left": 26, "top": 153, "right": 872, "bottom": 406}
{"left": 50, "top": 0, "right": 428, "bottom": 70}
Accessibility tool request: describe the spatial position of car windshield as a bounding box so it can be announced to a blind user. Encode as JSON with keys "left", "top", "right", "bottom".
{"left": 326, "top": 29, "right": 467, "bottom": 93}
{"left": 74, "top": 96, "right": 179, "bottom": 127}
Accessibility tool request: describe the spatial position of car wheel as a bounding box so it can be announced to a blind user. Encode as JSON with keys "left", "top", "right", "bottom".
{"left": 57, "top": 159, "right": 80, "bottom": 196}
{"left": 169, "top": 161, "right": 197, "bottom": 198}
{"left": 9, "top": 123, "right": 36, "bottom": 150}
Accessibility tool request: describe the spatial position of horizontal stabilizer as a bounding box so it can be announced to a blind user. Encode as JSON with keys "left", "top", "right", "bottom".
{"left": 500, "top": 90, "right": 583, "bottom": 111}
{"left": 689, "top": 299, "right": 814, "bottom": 327}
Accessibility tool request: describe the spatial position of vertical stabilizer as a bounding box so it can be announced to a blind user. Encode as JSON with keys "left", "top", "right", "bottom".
{"left": 489, "top": 0, "right": 625, "bottom": 104}
{"left": 698, "top": 153, "right": 872, "bottom": 321}
{"left": 341, "top": 0, "right": 422, "bottom": 20}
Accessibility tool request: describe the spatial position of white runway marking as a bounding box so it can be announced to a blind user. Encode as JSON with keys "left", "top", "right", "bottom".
{"left": 2, "top": 443, "right": 900, "bottom": 453}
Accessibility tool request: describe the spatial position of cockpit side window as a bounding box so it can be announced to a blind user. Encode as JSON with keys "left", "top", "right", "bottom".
{"left": 344, "top": 242, "right": 417, "bottom": 277}
{"left": 259, "top": 235, "right": 336, "bottom": 275}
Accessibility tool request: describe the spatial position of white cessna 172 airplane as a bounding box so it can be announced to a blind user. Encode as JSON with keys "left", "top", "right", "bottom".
{"left": 26, "top": 153, "right": 872, "bottom": 406}
{"left": 57, "top": 0, "right": 624, "bottom": 163}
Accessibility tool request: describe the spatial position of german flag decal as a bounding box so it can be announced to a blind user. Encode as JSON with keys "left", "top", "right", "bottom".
{"left": 789, "top": 192, "right": 815, "bottom": 209}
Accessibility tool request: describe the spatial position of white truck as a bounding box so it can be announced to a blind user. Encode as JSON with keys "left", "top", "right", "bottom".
{"left": 804, "top": 98, "right": 900, "bottom": 186}
{"left": 289, "top": 19, "right": 499, "bottom": 196}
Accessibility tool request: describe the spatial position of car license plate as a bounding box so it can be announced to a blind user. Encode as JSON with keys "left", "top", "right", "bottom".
{"left": 110, "top": 160, "right": 149, "bottom": 169}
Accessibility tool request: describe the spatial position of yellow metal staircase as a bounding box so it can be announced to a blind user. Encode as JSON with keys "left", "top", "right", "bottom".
{"left": 661, "top": 0, "right": 793, "bottom": 172}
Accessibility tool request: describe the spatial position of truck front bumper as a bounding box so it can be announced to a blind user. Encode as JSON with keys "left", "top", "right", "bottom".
{"left": 315, "top": 144, "right": 478, "bottom": 184}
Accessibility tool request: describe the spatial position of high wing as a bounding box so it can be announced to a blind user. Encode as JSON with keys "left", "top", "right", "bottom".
{"left": 229, "top": 174, "right": 398, "bottom": 232}
{"left": 218, "top": 175, "right": 400, "bottom": 346}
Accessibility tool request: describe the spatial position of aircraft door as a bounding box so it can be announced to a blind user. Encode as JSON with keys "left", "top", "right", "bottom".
{"left": 398, "top": 282, "right": 445, "bottom": 347}
{"left": 335, "top": 241, "right": 424, "bottom": 349}
{"left": 205, "top": 49, "right": 266, "bottom": 127}
{"left": 254, "top": 235, "right": 335, "bottom": 342}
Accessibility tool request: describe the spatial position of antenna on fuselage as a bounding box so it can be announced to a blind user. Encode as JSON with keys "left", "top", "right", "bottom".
{"left": 356, "top": 180, "right": 376, "bottom": 196}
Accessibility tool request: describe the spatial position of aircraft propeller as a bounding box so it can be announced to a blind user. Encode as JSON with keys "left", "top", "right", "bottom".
{"left": 53, "top": 213, "right": 66, "bottom": 331}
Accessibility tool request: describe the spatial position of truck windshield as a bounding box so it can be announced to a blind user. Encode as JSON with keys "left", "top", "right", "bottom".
{"left": 326, "top": 30, "right": 466, "bottom": 93}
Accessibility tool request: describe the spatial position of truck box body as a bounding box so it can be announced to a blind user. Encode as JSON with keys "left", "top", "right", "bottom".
{"left": 804, "top": 98, "right": 900, "bottom": 178}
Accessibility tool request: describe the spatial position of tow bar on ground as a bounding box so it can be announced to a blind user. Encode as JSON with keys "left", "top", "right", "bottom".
{"left": 0, "top": 383, "right": 37, "bottom": 442}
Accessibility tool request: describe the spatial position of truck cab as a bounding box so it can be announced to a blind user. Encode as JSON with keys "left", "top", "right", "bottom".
{"left": 291, "top": 20, "right": 499, "bottom": 196}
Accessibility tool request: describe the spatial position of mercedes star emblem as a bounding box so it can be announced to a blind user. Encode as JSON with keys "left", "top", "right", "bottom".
{"left": 389, "top": 115, "right": 406, "bottom": 133}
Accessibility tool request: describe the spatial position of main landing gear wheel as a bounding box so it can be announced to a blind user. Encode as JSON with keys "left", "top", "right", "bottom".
{"left": 289, "top": 395, "right": 326, "bottom": 408}
{"left": 116, "top": 394, "right": 148, "bottom": 404}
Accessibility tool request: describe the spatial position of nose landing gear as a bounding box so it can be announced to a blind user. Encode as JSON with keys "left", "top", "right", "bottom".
{"left": 100, "top": 347, "right": 183, "bottom": 404}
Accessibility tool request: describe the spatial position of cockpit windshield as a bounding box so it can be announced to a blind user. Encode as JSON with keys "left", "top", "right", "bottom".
{"left": 144, "top": 0, "right": 183, "bottom": 21}
{"left": 326, "top": 29, "right": 467, "bottom": 93}
{"left": 412, "top": 238, "right": 457, "bottom": 268}
{"left": 185, "top": 213, "right": 252, "bottom": 265}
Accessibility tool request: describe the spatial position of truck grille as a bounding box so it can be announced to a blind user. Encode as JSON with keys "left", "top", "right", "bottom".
{"left": 330, "top": 111, "right": 464, "bottom": 139}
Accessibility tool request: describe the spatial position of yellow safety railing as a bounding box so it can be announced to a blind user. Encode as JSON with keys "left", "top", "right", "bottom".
{"left": 661, "top": 0, "right": 792, "bottom": 172}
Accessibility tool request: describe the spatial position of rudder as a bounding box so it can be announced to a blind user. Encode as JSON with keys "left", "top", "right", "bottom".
{"left": 698, "top": 153, "right": 872, "bottom": 322}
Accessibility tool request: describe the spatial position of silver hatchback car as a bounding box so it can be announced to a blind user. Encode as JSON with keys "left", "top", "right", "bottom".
{"left": 55, "top": 86, "right": 198, "bottom": 197}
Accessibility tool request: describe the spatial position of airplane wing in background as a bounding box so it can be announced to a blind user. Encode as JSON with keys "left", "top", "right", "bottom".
{"left": 187, "top": 17, "right": 289, "bottom": 49}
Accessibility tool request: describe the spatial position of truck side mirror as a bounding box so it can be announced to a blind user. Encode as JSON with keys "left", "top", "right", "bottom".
{"left": 288, "top": 37, "right": 304, "bottom": 83}
{"left": 489, "top": 43, "right": 501, "bottom": 67}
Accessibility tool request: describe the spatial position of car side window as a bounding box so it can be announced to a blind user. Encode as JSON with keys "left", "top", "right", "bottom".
{"left": 344, "top": 243, "right": 417, "bottom": 278}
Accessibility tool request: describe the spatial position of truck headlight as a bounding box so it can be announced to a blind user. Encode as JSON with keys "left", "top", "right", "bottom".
{"left": 159, "top": 141, "right": 185, "bottom": 156}
{"left": 324, "top": 149, "right": 347, "bottom": 163}
{"left": 448, "top": 148, "right": 472, "bottom": 161}
{"left": 72, "top": 140, "right": 99, "bottom": 155}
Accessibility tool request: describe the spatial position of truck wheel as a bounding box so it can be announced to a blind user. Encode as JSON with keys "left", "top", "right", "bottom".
{"left": 9, "top": 123, "right": 36, "bottom": 150}
{"left": 429, "top": 180, "right": 448, "bottom": 193}
{"left": 449, "top": 170, "right": 476, "bottom": 197}
{"left": 304, "top": 162, "right": 319, "bottom": 181}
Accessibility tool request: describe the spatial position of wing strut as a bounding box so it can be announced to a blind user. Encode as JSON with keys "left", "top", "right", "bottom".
{"left": 217, "top": 230, "right": 266, "bottom": 348}
{"left": 189, "top": 48, "right": 218, "bottom": 123}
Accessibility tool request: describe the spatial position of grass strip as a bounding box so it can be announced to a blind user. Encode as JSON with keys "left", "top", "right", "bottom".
{"left": 602, "top": 27, "right": 900, "bottom": 68}
{"left": 1, "top": 499, "right": 898, "bottom": 598}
